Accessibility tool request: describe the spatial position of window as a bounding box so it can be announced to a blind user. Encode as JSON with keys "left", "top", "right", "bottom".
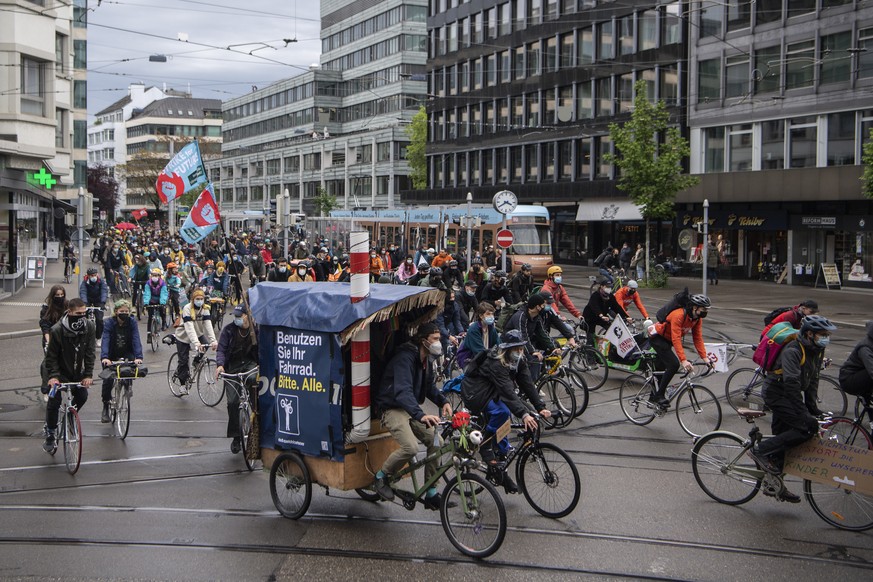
{"left": 703, "top": 127, "right": 725, "bottom": 172}
{"left": 73, "top": 119, "right": 86, "bottom": 149}
{"left": 448, "top": 22, "right": 458, "bottom": 52}
{"left": 500, "top": 50, "right": 511, "bottom": 83}
{"left": 528, "top": 0, "right": 542, "bottom": 26}
{"left": 598, "top": 21, "right": 614, "bottom": 60}
{"left": 700, "top": 4, "right": 723, "bottom": 38}
{"left": 515, "top": 46, "right": 525, "bottom": 80}
{"left": 55, "top": 34, "right": 66, "bottom": 66}
{"left": 755, "top": 46, "right": 781, "bottom": 93}
{"left": 756, "top": 0, "right": 782, "bottom": 25}
{"left": 594, "top": 135, "right": 612, "bottom": 179}
{"left": 20, "top": 57, "right": 45, "bottom": 116}
{"left": 483, "top": 149, "right": 494, "bottom": 183}
{"left": 545, "top": 37, "right": 557, "bottom": 73}
{"left": 578, "top": 27, "right": 594, "bottom": 65}
{"left": 497, "top": 147, "right": 508, "bottom": 182}
{"left": 639, "top": 10, "right": 657, "bottom": 51}
{"left": 460, "top": 61, "right": 470, "bottom": 93}
{"left": 378, "top": 142, "right": 391, "bottom": 161}
{"left": 511, "top": 146, "right": 523, "bottom": 181}
{"left": 73, "top": 40, "right": 86, "bottom": 70}
{"left": 486, "top": 54, "right": 497, "bottom": 86}
{"left": 546, "top": 0, "right": 558, "bottom": 20}
{"left": 473, "top": 57, "right": 483, "bottom": 90}
{"left": 662, "top": 3, "right": 681, "bottom": 45}
{"left": 786, "top": 40, "right": 815, "bottom": 89}
{"left": 558, "top": 85, "right": 573, "bottom": 122}
{"left": 860, "top": 28, "right": 873, "bottom": 80}
{"left": 828, "top": 112, "right": 855, "bottom": 166}
{"left": 73, "top": 0, "right": 86, "bottom": 27}
{"left": 74, "top": 80, "right": 87, "bottom": 109}
{"left": 460, "top": 17, "right": 470, "bottom": 48}
{"left": 596, "top": 77, "right": 612, "bottom": 117}
{"left": 559, "top": 141, "right": 572, "bottom": 180}
{"left": 725, "top": 55, "right": 750, "bottom": 98}
{"left": 726, "top": 0, "right": 751, "bottom": 32}
{"left": 527, "top": 41, "right": 541, "bottom": 76}
{"left": 512, "top": 96, "right": 524, "bottom": 129}
{"left": 698, "top": 58, "right": 721, "bottom": 102}
{"left": 515, "top": 0, "right": 527, "bottom": 32}
{"left": 788, "top": 0, "right": 815, "bottom": 19}
{"left": 499, "top": 3, "right": 511, "bottom": 36}
{"left": 618, "top": 73, "right": 634, "bottom": 113}
{"left": 641, "top": 68, "right": 656, "bottom": 102}
{"left": 55, "top": 109, "right": 65, "bottom": 148}
{"left": 820, "top": 31, "right": 851, "bottom": 85}
{"left": 761, "top": 120, "right": 784, "bottom": 169}
{"left": 526, "top": 93, "right": 540, "bottom": 128}
{"left": 728, "top": 124, "right": 753, "bottom": 171}
{"left": 544, "top": 89, "right": 555, "bottom": 123}
{"left": 560, "top": 32, "right": 574, "bottom": 68}
{"left": 487, "top": 7, "right": 497, "bottom": 39}
{"left": 788, "top": 116, "right": 817, "bottom": 168}
{"left": 577, "top": 137, "right": 591, "bottom": 179}
{"left": 474, "top": 12, "right": 484, "bottom": 44}
{"left": 487, "top": 101, "right": 497, "bottom": 134}
{"left": 74, "top": 161, "right": 87, "bottom": 187}
{"left": 577, "top": 81, "right": 592, "bottom": 119}
{"left": 618, "top": 15, "right": 634, "bottom": 56}
{"left": 526, "top": 144, "right": 539, "bottom": 182}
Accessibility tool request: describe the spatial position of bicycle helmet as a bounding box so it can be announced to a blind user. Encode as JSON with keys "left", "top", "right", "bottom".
{"left": 448, "top": 259, "right": 458, "bottom": 268}
{"left": 494, "top": 270, "right": 507, "bottom": 279}
{"left": 205, "top": 260, "right": 214, "bottom": 267}
{"left": 596, "top": 276, "right": 610, "bottom": 286}
{"left": 166, "top": 262, "right": 177, "bottom": 269}
{"left": 547, "top": 266, "right": 563, "bottom": 277}
{"left": 688, "top": 294, "right": 711, "bottom": 308}
{"left": 498, "top": 329, "right": 527, "bottom": 350}
{"left": 627, "top": 280, "right": 639, "bottom": 289}
{"left": 471, "top": 257, "right": 483, "bottom": 265}
{"left": 521, "top": 263, "right": 532, "bottom": 272}
{"left": 429, "top": 267, "right": 443, "bottom": 277}
{"left": 87, "top": 267, "right": 99, "bottom": 275}
{"left": 150, "top": 268, "right": 162, "bottom": 276}
{"left": 800, "top": 315, "right": 837, "bottom": 335}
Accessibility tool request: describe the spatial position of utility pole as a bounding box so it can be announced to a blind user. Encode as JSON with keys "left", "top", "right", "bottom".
{"left": 702, "top": 198, "right": 709, "bottom": 296}
{"left": 465, "top": 192, "right": 473, "bottom": 268}
{"left": 77, "top": 186, "right": 84, "bottom": 289}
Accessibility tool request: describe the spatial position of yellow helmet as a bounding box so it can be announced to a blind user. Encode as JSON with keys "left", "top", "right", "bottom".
{"left": 150, "top": 268, "right": 163, "bottom": 276}
{"left": 547, "top": 266, "right": 563, "bottom": 277}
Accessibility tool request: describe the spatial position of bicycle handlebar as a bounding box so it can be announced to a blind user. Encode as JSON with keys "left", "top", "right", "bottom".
{"left": 218, "top": 366, "right": 259, "bottom": 380}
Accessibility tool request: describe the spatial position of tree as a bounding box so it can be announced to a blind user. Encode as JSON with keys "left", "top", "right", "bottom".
{"left": 87, "top": 164, "right": 119, "bottom": 217}
{"left": 862, "top": 128, "right": 873, "bottom": 199}
{"left": 313, "top": 187, "right": 337, "bottom": 217}
{"left": 606, "top": 80, "right": 700, "bottom": 282}
{"left": 405, "top": 106, "right": 428, "bottom": 189}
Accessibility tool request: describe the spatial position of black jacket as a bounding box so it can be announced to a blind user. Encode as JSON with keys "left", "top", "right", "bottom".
{"left": 461, "top": 347, "right": 545, "bottom": 418}
{"left": 508, "top": 273, "right": 534, "bottom": 304}
{"left": 582, "top": 291, "right": 629, "bottom": 334}
{"left": 504, "top": 308, "right": 555, "bottom": 355}
{"left": 840, "top": 321, "right": 873, "bottom": 385}
{"left": 479, "top": 281, "right": 512, "bottom": 306}
{"left": 764, "top": 336, "right": 826, "bottom": 416}
{"left": 44, "top": 315, "right": 96, "bottom": 383}
{"left": 373, "top": 343, "right": 446, "bottom": 421}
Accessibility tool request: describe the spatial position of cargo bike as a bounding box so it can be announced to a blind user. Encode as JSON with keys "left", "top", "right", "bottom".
{"left": 249, "top": 282, "right": 508, "bottom": 558}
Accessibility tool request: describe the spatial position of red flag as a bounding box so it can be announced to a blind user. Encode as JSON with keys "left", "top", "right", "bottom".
{"left": 189, "top": 184, "right": 220, "bottom": 227}
{"left": 132, "top": 208, "right": 148, "bottom": 221}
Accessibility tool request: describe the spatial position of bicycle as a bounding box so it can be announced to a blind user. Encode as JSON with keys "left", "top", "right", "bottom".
{"left": 165, "top": 336, "right": 221, "bottom": 406}
{"left": 102, "top": 360, "right": 147, "bottom": 440}
{"left": 561, "top": 321, "right": 608, "bottom": 391}
{"left": 538, "top": 344, "right": 589, "bottom": 421}
{"left": 110, "top": 269, "right": 131, "bottom": 301}
{"left": 63, "top": 257, "right": 77, "bottom": 284}
{"left": 619, "top": 352, "right": 722, "bottom": 438}
{"left": 723, "top": 360, "right": 848, "bottom": 417}
{"left": 44, "top": 382, "right": 84, "bottom": 475}
{"left": 145, "top": 304, "right": 164, "bottom": 352}
{"left": 209, "top": 293, "right": 226, "bottom": 335}
{"left": 589, "top": 267, "right": 626, "bottom": 295}
{"left": 130, "top": 281, "right": 146, "bottom": 321}
{"left": 272, "top": 418, "right": 507, "bottom": 558}
{"left": 691, "top": 406, "right": 873, "bottom": 531}
{"left": 478, "top": 414, "right": 581, "bottom": 518}
{"left": 218, "top": 366, "right": 260, "bottom": 472}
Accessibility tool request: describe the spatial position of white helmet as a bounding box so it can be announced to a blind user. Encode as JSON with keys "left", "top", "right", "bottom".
{"left": 627, "top": 280, "right": 639, "bottom": 289}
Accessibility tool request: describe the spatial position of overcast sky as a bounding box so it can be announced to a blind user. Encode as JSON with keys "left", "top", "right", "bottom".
{"left": 87, "top": 0, "right": 323, "bottom": 116}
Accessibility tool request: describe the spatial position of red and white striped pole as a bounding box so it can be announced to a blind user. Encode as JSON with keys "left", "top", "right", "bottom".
{"left": 348, "top": 231, "right": 371, "bottom": 442}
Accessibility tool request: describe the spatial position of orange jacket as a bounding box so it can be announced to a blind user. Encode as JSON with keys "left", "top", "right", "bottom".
{"left": 653, "top": 308, "right": 707, "bottom": 363}
{"left": 541, "top": 279, "right": 581, "bottom": 318}
{"left": 369, "top": 256, "right": 384, "bottom": 275}
{"left": 613, "top": 287, "right": 649, "bottom": 319}
{"left": 431, "top": 253, "right": 452, "bottom": 268}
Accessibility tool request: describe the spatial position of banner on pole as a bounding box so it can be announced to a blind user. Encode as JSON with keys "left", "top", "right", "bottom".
{"left": 155, "top": 141, "right": 208, "bottom": 204}
{"left": 604, "top": 317, "right": 638, "bottom": 359}
{"left": 179, "top": 183, "right": 220, "bottom": 244}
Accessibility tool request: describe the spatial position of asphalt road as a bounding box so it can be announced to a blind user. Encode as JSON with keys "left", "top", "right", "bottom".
{"left": 0, "top": 287, "right": 871, "bottom": 582}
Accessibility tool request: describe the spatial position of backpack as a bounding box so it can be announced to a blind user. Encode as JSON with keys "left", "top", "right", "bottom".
{"left": 763, "top": 306, "right": 792, "bottom": 326}
{"left": 496, "top": 302, "right": 525, "bottom": 333}
{"left": 752, "top": 322, "right": 800, "bottom": 371}
{"left": 656, "top": 287, "right": 690, "bottom": 323}
{"left": 593, "top": 250, "right": 609, "bottom": 267}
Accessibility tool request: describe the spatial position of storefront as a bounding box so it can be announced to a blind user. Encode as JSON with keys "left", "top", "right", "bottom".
{"left": 675, "top": 206, "right": 789, "bottom": 280}
{"left": 790, "top": 214, "right": 873, "bottom": 288}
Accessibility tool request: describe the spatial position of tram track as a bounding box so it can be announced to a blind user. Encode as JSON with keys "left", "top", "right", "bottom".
{"left": 0, "top": 504, "right": 871, "bottom": 575}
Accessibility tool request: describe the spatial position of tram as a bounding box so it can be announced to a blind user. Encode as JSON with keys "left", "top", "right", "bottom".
{"left": 309, "top": 205, "right": 554, "bottom": 277}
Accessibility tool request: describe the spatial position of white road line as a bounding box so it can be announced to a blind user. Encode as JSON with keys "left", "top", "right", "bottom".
{"left": 0, "top": 450, "right": 222, "bottom": 473}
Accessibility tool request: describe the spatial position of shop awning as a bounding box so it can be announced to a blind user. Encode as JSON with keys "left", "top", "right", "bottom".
{"left": 575, "top": 199, "right": 643, "bottom": 222}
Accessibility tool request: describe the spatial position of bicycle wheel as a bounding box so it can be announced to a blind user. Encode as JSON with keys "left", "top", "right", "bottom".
{"left": 539, "top": 377, "right": 575, "bottom": 429}
{"left": 561, "top": 368, "right": 590, "bottom": 418}
{"left": 723, "top": 367, "right": 766, "bottom": 413}
{"left": 114, "top": 382, "right": 131, "bottom": 440}
{"left": 196, "top": 358, "right": 222, "bottom": 406}
{"left": 441, "top": 472, "right": 506, "bottom": 558}
{"left": 691, "top": 431, "right": 760, "bottom": 505}
{"left": 150, "top": 317, "right": 160, "bottom": 352}
{"left": 63, "top": 408, "right": 82, "bottom": 475}
{"left": 816, "top": 376, "right": 848, "bottom": 417}
{"left": 239, "top": 403, "right": 254, "bottom": 472}
{"left": 517, "top": 442, "right": 580, "bottom": 518}
{"left": 568, "top": 346, "right": 608, "bottom": 391}
{"left": 619, "top": 374, "right": 657, "bottom": 425}
{"left": 675, "top": 384, "right": 722, "bottom": 438}
{"left": 805, "top": 419, "right": 873, "bottom": 531}
{"left": 167, "top": 353, "right": 186, "bottom": 397}
{"left": 270, "top": 451, "right": 312, "bottom": 519}
{"left": 355, "top": 488, "right": 381, "bottom": 502}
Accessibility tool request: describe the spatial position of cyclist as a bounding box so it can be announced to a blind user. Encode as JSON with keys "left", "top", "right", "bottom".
{"left": 247, "top": 248, "right": 266, "bottom": 287}
{"left": 479, "top": 270, "right": 512, "bottom": 313}
{"left": 503, "top": 293, "right": 559, "bottom": 379}
{"left": 39, "top": 285, "right": 67, "bottom": 351}
{"left": 62, "top": 240, "right": 77, "bottom": 283}
{"left": 613, "top": 280, "right": 650, "bottom": 321}
{"left": 104, "top": 241, "right": 126, "bottom": 294}
{"left": 372, "top": 323, "right": 453, "bottom": 509}
{"left": 42, "top": 298, "right": 95, "bottom": 453}
{"left": 288, "top": 261, "right": 314, "bottom": 282}
{"left": 598, "top": 247, "right": 620, "bottom": 285}
{"left": 173, "top": 288, "right": 218, "bottom": 389}
{"left": 443, "top": 259, "right": 465, "bottom": 291}
{"left": 215, "top": 305, "right": 259, "bottom": 455}
{"left": 839, "top": 321, "right": 873, "bottom": 399}
{"left": 396, "top": 256, "right": 417, "bottom": 284}
{"left": 165, "top": 263, "right": 183, "bottom": 323}
{"left": 648, "top": 294, "right": 713, "bottom": 410}
{"left": 99, "top": 300, "right": 143, "bottom": 423}
{"left": 129, "top": 254, "right": 150, "bottom": 316}
{"left": 435, "top": 289, "right": 464, "bottom": 355}
{"left": 407, "top": 263, "right": 429, "bottom": 287}
{"left": 750, "top": 315, "right": 838, "bottom": 503}
{"left": 267, "top": 257, "right": 291, "bottom": 282}
{"left": 143, "top": 268, "right": 169, "bottom": 339}
{"left": 457, "top": 302, "right": 498, "bottom": 369}
{"left": 460, "top": 329, "right": 551, "bottom": 493}
{"left": 368, "top": 249, "right": 385, "bottom": 282}
{"left": 582, "top": 277, "right": 631, "bottom": 345}
{"left": 209, "top": 261, "right": 230, "bottom": 296}
{"left": 761, "top": 300, "right": 818, "bottom": 337}
{"left": 541, "top": 266, "right": 582, "bottom": 319}
{"left": 226, "top": 251, "right": 246, "bottom": 303}
{"left": 457, "top": 280, "right": 479, "bottom": 328}
{"left": 538, "top": 291, "right": 577, "bottom": 347}
{"left": 508, "top": 263, "right": 535, "bottom": 304}
{"left": 80, "top": 267, "right": 109, "bottom": 345}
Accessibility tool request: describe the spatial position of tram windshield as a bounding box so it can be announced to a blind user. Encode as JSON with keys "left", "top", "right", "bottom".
{"left": 509, "top": 224, "right": 551, "bottom": 255}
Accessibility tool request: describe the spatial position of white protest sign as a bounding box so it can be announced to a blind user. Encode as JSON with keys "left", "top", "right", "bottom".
{"left": 604, "top": 317, "right": 639, "bottom": 359}
{"left": 704, "top": 343, "right": 729, "bottom": 373}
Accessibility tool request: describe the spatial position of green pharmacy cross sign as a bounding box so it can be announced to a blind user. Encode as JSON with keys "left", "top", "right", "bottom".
{"left": 30, "top": 167, "right": 57, "bottom": 189}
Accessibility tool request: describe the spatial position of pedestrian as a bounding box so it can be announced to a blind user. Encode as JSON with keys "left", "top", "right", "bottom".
{"left": 631, "top": 243, "right": 645, "bottom": 280}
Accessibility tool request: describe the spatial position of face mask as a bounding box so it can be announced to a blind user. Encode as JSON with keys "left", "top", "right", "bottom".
{"left": 298, "top": 269, "right": 307, "bottom": 276}
{"left": 117, "top": 313, "right": 130, "bottom": 322}
{"left": 600, "top": 288, "right": 610, "bottom": 298}
{"left": 509, "top": 350, "right": 523, "bottom": 362}
{"left": 233, "top": 317, "right": 244, "bottom": 327}
{"left": 217, "top": 268, "right": 225, "bottom": 275}
{"left": 113, "top": 247, "right": 120, "bottom": 251}
{"left": 406, "top": 259, "right": 412, "bottom": 264}
{"left": 193, "top": 299, "right": 204, "bottom": 308}
{"left": 484, "top": 316, "right": 495, "bottom": 325}
{"left": 427, "top": 341, "right": 443, "bottom": 356}
{"left": 279, "top": 267, "right": 287, "bottom": 273}
{"left": 89, "top": 276, "right": 98, "bottom": 283}
{"left": 554, "top": 276, "right": 563, "bottom": 284}
{"left": 151, "top": 276, "right": 160, "bottom": 283}
{"left": 466, "top": 290, "right": 475, "bottom": 296}
{"left": 544, "top": 305, "right": 553, "bottom": 313}
{"left": 67, "top": 313, "right": 86, "bottom": 331}
{"left": 53, "top": 296, "right": 65, "bottom": 305}
{"left": 370, "top": 254, "right": 377, "bottom": 258}
{"left": 815, "top": 336, "right": 830, "bottom": 348}
{"left": 697, "top": 310, "right": 708, "bottom": 319}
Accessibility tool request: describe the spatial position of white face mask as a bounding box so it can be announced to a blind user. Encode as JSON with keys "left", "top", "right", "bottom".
{"left": 151, "top": 276, "right": 160, "bottom": 283}
{"left": 193, "top": 299, "right": 204, "bottom": 308}
{"left": 427, "top": 341, "right": 443, "bottom": 356}
{"left": 298, "top": 268, "right": 307, "bottom": 276}
{"left": 89, "top": 276, "right": 98, "bottom": 283}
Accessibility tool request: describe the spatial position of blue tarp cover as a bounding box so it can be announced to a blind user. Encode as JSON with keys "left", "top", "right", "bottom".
{"left": 249, "top": 282, "right": 435, "bottom": 333}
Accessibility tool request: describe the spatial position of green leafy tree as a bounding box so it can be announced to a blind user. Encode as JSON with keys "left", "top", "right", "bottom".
{"left": 87, "top": 164, "right": 119, "bottom": 217}
{"left": 862, "top": 128, "right": 873, "bottom": 199}
{"left": 606, "top": 80, "right": 700, "bottom": 282}
{"left": 405, "top": 106, "right": 428, "bottom": 189}
{"left": 313, "top": 187, "right": 337, "bottom": 217}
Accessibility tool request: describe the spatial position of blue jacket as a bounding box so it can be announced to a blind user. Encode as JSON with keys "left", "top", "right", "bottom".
{"left": 143, "top": 279, "right": 169, "bottom": 305}
{"left": 463, "top": 320, "right": 500, "bottom": 357}
{"left": 80, "top": 277, "right": 109, "bottom": 306}
{"left": 101, "top": 315, "right": 143, "bottom": 361}
{"left": 203, "top": 272, "right": 229, "bottom": 294}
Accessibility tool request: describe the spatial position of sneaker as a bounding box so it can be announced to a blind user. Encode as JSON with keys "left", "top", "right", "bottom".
{"left": 777, "top": 488, "right": 801, "bottom": 504}
{"left": 146, "top": 333, "right": 152, "bottom": 343}
{"left": 96, "top": 339, "right": 102, "bottom": 348}
{"left": 422, "top": 492, "right": 457, "bottom": 510}
{"left": 42, "top": 432, "right": 56, "bottom": 454}
{"left": 502, "top": 474, "right": 519, "bottom": 495}
{"left": 101, "top": 403, "right": 111, "bottom": 423}
{"left": 748, "top": 446, "right": 781, "bottom": 475}
{"left": 373, "top": 476, "right": 395, "bottom": 501}
{"left": 230, "top": 437, "right": 242, "bottom": 454}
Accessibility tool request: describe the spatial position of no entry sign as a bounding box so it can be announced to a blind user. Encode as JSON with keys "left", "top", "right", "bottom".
{"left": 496, "top": 229, "right": 514, "bottom": 248}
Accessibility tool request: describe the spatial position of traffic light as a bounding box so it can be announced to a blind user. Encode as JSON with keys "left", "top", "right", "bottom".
{"left": 269, "top": 196, "right": 286, "bottom": 226}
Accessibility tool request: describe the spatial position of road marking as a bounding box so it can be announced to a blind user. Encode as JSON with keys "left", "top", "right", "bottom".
{"left": 0, "top": 302, "right": 43, "bottom": 307}
{"left": 0, "top": 450, "right": 220, "bottom": 473}
{"left": 734, "top": 308, "right": 866, "bottom": 329}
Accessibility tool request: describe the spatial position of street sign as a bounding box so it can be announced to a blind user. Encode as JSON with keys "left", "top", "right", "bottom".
{"left": 496, "top": 228, "right": 513, "bottom": 248}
